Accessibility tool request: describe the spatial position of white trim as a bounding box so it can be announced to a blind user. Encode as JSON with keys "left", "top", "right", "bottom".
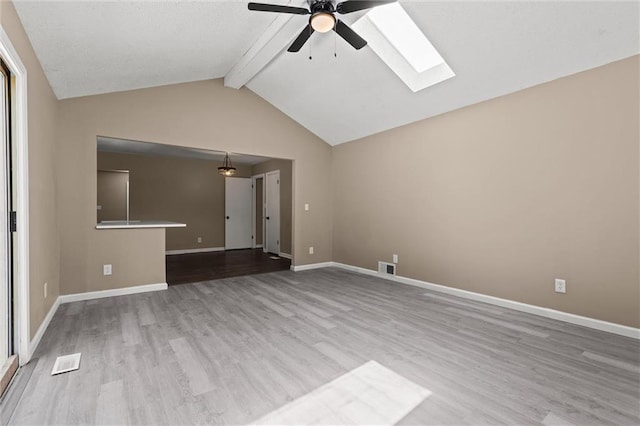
{"left": 125, "top": 178, "right": 130, "bottom": 222}
{"left": 0, "top": 60, "right": 9, "bottom": 368}
{"left": 0, "top": 26, "right": 30, "bottom": 366}
{"left": 251, "top": 173, "right": 265, "bottom": 249}
{"left": 165, "top": 247, "right": 225, "bottom": 255}
{"left": 290, "top": 262, "right": 334, "bottom": 272}
{"left": 279, "top": 252, "right": 292, "bottom": 260}
{"left": 58, "top": 283, "right": 168, "bottom": 304}
{"left": 265, "top": 170, "right": 280, "bottom": 255}
{"left": 294, "top": 261, "right": 640, "bottom": 340}
{"left": 29, "top": 296, "right": 60, "bottom": 360}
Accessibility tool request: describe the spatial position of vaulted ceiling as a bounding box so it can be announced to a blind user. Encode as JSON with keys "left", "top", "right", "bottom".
{"left": 14, "top": 1, "right": 640, "bottom": 145}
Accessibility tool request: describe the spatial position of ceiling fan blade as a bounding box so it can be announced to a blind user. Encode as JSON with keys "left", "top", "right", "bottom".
{"left": 248, "top": 3, "right": 310, "bottom": 15}
{"left": 336, "top": 0, "right": 396, "bottom": 14}
{"left": 333, "top": 20, "right": 367, "bottom": 50}
{"left": 288, "top": 24, "right": 314, "bottom": 52}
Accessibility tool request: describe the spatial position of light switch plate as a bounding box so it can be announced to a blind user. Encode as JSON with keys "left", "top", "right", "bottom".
{"left": 103, "top": 264, "right": 112, "bottom": 276}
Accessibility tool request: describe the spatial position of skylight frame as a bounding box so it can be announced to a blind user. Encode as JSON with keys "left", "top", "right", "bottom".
{"left": 352, "top": 3, "right": 455, "bottom": 93}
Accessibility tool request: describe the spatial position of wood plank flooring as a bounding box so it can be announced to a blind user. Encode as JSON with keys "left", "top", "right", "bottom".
{"left": 9, "top": 268, "right": 640, "bottom": 425}
{"left": 165, "top": 249, "right": 291, "bottom": 285}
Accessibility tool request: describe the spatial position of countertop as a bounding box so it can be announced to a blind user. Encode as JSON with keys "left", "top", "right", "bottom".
{"left": 95, "top": 220, "right": 187, "bottom": 230}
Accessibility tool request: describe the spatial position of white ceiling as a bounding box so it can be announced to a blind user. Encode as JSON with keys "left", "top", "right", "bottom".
{"left": 14, "top": 1, "right": 640, "bottom": 146}
{"left": 97, "top": 136, "right": 272, "bottom": 165}
{"left": 13, "top": 0, "right": 273, "bottom": 99}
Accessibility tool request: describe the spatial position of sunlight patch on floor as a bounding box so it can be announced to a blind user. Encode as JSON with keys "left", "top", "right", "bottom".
{"left": 251, "top": 360, "right": 431, "bottom": 425}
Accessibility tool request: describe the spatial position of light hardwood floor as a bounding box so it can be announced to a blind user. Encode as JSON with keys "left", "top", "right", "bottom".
{"left": 8, "top": 268, "right": 640, "bottom": 425}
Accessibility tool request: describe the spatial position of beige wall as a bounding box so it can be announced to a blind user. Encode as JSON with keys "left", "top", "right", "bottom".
{"left": 90, "top": 228, "right": 166, "bottom": 291}
{"left": 96, "top": 170, "right": 128, "bottom": 222}
{"left": 2, "top": 0, "right": 636, "bottom": 338}
{"left": 1, "top": 2, "right": 60, "bottom": 339}
{"left": 97, "top": 151, "right": 253, "bottom": 251}
{"left": 333, "top": 56, "right": 640, "bottom": 328}
{"left": 57, "top": 79, "right": 332, "bottom": 295}
{"left": 252, "top": 159, "right": 293, "bottom": 255}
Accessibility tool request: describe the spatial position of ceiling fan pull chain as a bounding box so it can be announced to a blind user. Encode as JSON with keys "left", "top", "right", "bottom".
{"left": 334, "top": 25, "right": 337, "bottom": 58}
{"left": 309, "top": 25, "right": 313, "bottom": 60}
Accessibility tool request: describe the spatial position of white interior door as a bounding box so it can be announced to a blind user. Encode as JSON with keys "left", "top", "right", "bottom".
{"left": 265, "top": 170, "right": 280, "bottom": 255}
{"left": 225, "top": 177, "right": 252, "bottom": 250}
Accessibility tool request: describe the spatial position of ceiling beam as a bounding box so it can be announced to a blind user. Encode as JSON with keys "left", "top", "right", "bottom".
{"left": 224, "top": 11, "right": 307, "bottom": 89}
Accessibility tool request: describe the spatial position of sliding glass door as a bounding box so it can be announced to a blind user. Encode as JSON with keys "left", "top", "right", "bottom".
{"left": 0, "top": 58, "right": 13, "bottom": 372}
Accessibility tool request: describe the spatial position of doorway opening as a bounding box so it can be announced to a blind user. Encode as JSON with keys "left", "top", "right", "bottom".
{"left": 95, "top": 137, "right": 293, "bottom": 285}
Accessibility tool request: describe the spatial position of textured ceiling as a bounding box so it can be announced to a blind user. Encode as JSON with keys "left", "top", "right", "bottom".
{"left": 14, "top": 1, "right": 640, "bottom": 145}
{"left": 13, "top": 0, "right": 274, "bottom": 99}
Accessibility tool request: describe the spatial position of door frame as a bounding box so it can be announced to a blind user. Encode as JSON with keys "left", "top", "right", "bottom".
{"left": 0, "top": 26, "right": 30, "bottom": 365}
{"left": 251, "top": 173, "right": 265, "bottom": 250}
{"left": 265, "top": 170, "right": 280, "bottom": 255}
{"left": 0, "top": 50, "right": 9, "bottom": 370}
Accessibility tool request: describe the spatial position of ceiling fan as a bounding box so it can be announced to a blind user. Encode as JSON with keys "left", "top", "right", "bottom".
{"left": 248, "top": 0, "right": 396, "bottom": 52}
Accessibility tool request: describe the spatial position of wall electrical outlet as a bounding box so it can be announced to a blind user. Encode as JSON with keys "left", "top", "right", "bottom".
{"left": 197, "top": 237, "right": 202, "bottom": 243}
{"left": 392, "top": 254, "right": 398, "bottom": 264}
{"left": 304, "top": 203, "right": 309, "bottom": 211}
{"left": 103, "top": 264, "right": 112, "bottom": 276}
{"left": 555, "top": 278, "right": 566, "bottom": 294}
{"left": 309, "top": 246, "right": 314, "bottom": 255}
{"left": 44, "top": 282, "right": 48, "bottom": 298}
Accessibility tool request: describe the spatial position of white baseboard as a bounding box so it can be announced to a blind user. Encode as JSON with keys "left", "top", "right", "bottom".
{"left": 59, "top": 282, "right": 168, "bottom": 304}
{"left": 28, "top": 283, "right": 167, "bottom": 360}
{"left": 297, "top": 262, "right": 639, "bottom": 340}
{"left": 279, "top": 252, "right": 292, "bottom": 260}
{"left": 332, "top": 262, "right": 379, "bottom": 277}
{"left": 166, "top": 247, "right": 224, "bottom": 255}
{"left": 29, "top": 296, "right": 61, "bottom": 359}
{"left": 291, "top": 262, "right": 334, "bottom": 272}
{"left": 255, "top": 244, "right": 263, "bottom": 248}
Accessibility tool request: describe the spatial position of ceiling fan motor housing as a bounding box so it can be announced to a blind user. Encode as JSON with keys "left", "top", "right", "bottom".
{"left": 310, "top": 0, "right": 335, "bottom": 14}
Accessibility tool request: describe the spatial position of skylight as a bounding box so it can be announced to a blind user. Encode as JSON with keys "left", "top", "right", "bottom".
{"left": 353, "top": 3, "right": 455, "bottom": 92}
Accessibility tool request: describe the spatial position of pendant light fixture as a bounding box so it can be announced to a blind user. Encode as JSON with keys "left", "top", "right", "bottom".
{"left": 218, "top": 153, "right": 236, "bottom": 176}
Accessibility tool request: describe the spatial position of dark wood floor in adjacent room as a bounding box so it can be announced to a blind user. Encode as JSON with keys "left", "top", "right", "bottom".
{"left": 165, "top": 249, "right": 291, "bottom": 285}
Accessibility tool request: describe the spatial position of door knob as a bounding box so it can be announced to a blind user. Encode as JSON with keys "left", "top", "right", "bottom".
{"left": 226, "top": 216, "right": 230, "bottom": 219}
{"left": 266, "top": 216, "right": 270, "bottom": 220}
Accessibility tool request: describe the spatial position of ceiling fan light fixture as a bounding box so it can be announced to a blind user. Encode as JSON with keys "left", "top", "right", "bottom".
{"left": 310, "top": 12, "right": 336, "bottom": 33}
{"left": 218, "top": 153, "right": 236, "bottom": 176}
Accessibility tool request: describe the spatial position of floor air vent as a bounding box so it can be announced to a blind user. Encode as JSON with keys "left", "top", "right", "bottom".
{"left": 378, "top": 261, "right": 396, "bottom": 276}
{"left": 51, "top": 353, "right": 81, "bottom": 376}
